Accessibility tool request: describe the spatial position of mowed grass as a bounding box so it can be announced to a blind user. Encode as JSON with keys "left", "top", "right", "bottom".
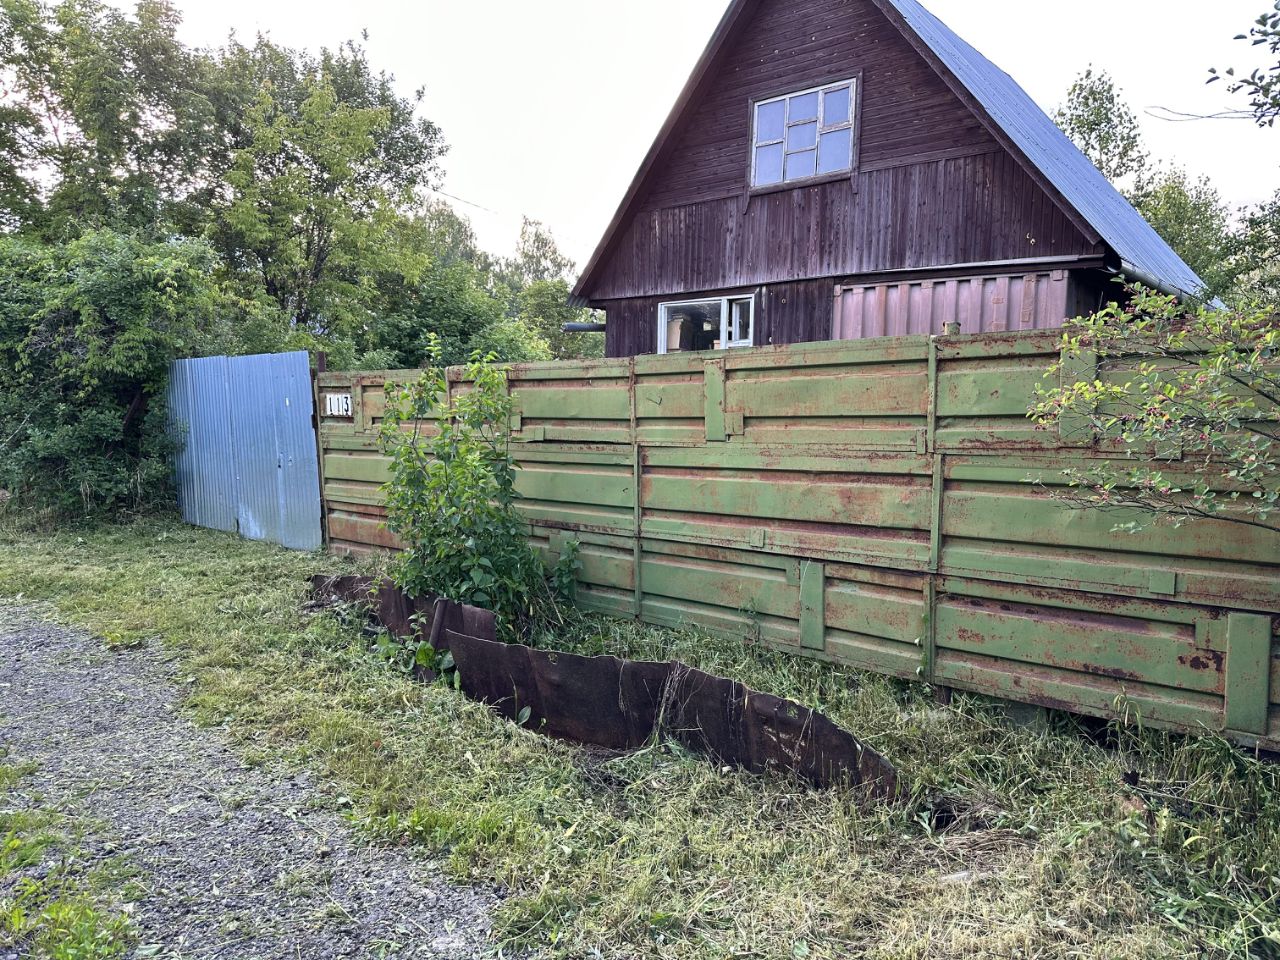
{"left": 1, "top": 517, "right": 1277, "bottom": 959}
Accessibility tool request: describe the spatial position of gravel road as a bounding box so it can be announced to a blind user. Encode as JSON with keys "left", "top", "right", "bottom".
{"left": 0, "top": 605, "right": 500, "bottom": 959}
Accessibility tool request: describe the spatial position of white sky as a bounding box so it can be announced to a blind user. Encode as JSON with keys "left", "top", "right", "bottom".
{"left": 148, "top": 0, "right": 1278, "bottom": 269}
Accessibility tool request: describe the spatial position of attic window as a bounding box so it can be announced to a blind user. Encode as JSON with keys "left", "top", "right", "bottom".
{"left": 752, "top": 79, "right": 857, "bottom": 188}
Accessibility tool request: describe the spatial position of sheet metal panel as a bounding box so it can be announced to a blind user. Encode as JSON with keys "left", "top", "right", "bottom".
{"left": 169, "top": 351, "right": 321, "bottom": 551}
{"left": 168, "top": 355, "right": 237, "bottom": 533}
{"left": 316, "top": 333, "right": 1278, "bottom": 749}
{"left": 834, "top": 271, "right": 1072, "bottom": 340}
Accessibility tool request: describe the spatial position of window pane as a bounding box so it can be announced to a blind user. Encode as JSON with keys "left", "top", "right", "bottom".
{"left": 787, "top": 121, "right": 817, "bottom": 151}
{"left": 755, "top": 99, "right": 785, "bottom": 143}
{"left": 731, "top": 300, "right": 752, "bottom": 343}
{"left": 785, "top": 148, "right": 816, "bottom": 181}
{"left": 788, "top": 91, "right": 819, "bottom": 122}
{"left": 817, "top": 128, "right": 853, "bottom": 174}
{"left": 661, "top": 301, "right": 722, "bottom": 353}
{"left": 754, "top": 143, "right": 784, "bottom": 186}
{"left": 824, "top": 86, "right": 851, "bottom": 127}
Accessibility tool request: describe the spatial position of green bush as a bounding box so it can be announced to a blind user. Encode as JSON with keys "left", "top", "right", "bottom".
{"left": 378, "top": 337, "right": 574, "bottom": 639}
{"left": 1032, "top": 285, "right": 1278, "bottom": 532}
{"left": 0, "top": 229, "right": 222, "bottom": 517}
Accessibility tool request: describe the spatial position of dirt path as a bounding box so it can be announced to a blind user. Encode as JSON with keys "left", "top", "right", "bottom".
{"left": 0, "top": 605, "right": 499, "bottom": 960}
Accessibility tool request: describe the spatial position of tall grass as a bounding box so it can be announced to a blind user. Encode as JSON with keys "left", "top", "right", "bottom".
{"left": 0, "top": 518, "right": 1276, "bottom": 958}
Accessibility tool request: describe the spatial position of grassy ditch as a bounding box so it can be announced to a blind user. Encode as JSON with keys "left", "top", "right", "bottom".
{"left": 0, "top": 759, "right": 136, "bottom": 959}
{"left": 0, "top": 518, "right": 1276, "bottom": 959}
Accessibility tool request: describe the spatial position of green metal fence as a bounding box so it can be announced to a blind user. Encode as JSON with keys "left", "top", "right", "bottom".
{"left": 316, "top": 331, "right": 1280, "bottom": 749}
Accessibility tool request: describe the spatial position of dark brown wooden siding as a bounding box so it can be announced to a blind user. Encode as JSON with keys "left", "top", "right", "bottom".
{"left": 638, "top": 0, "right": 995, "bottom": 214}
{"left": 582, "top": 0, "right": 1102, "bottom": 308}
{"left": 759, "top": 279, "right": 834, "bottom": 346}
{"left": 604, "top": 297, "right": 662, "bottom": 358}
{"left": 592, "top": 148, "right": 1097, "bottom": 301}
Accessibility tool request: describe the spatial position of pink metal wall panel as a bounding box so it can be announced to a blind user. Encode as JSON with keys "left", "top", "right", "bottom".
{"left": 833, "top": 271, "right": 1071, "bottom": 340}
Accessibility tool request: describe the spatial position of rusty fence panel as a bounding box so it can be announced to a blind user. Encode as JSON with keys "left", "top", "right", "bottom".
{"left": 315, "top": 332, "right": 1280, "bottom": 749}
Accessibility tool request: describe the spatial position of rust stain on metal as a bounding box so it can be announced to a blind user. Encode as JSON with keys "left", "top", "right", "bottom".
{"left": 310, "top": 576, "right": 898, "bottom": 797}
{"left": 316, "top": 336, "right": 1280, "bottom": 751}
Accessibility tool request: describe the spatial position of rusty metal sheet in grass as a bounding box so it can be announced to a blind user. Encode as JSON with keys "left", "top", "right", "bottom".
{"left": 310, "top": 576, "right": 897, "bottom": 797}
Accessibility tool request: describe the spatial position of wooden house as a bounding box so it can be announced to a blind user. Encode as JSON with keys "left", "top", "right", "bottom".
{"left": 570, "top": 0, "right": 1207, "bottom": 358}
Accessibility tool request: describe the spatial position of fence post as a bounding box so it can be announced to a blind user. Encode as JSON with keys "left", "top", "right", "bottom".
{"left": 311, "top": 353, "right": 330, "bottom": 547}
{"left": 799, "top": 561, "right": 825, "bottom": 652}
{"left": 704, "top": 359, "right": 727, "bottom": 442}
{"left": 1225, "top": 612, "right": 1272, "bottom": 736}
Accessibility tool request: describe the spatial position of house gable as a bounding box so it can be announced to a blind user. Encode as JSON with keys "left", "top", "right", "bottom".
{"left": 638, "top": 0, "right": 999, "bottom": 213}
{"left": 575, "top": 0, "right": 1101, "bottom": 303}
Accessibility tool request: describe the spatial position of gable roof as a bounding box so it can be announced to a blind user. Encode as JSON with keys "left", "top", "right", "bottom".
{"left": 573, "top": 0, "right": 1209, "bottom": 303}
{"left": 879, "top": 0, "right": 1207, "bottom": 300}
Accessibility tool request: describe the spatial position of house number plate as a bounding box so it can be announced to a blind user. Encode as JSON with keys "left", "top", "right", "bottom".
{"left": 324, "top": 393, "right": 353, "bottom": 418}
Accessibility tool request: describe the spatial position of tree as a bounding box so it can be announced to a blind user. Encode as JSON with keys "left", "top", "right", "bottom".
{"left": 1032, "top": 285, "right": 1278, "bottom": 533}
{"left": 0, "top": 229, "right": 224, "bottom": 515}
{"left": 214, "top": 73, "right": 430, "bottom": 346}
{"left": 470, "top": 317, "right": 552, "bottom": 364}
{"left": 516, "top": 279, "right": 604, "bottom": 361}
{"left": 490, "top": 217, "right": 577, "bottom": 311}
{"left": 1236, "top": 189, "right": 1280, "bottom": 303}
{"left": 1209, "top": 2, "right": 1280, "bottom": 126}
{"left": 1128, "top": 168, "right": 1241, "bottom": 302}
{"left": 1055, "top": 68, "right": 1149, "bottom": 184}
{"left": 1055, "top": 68, "right": 1258, "bottom": 304}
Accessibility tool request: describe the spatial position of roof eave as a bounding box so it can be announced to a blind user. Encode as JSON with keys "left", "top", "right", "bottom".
{"left": 572, "top": 0, "right": 757, "bottom": 301}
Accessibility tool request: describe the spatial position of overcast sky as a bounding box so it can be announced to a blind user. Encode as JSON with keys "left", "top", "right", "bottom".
{"left": 145, "top": 0, "right": 1278, "bottom": 268}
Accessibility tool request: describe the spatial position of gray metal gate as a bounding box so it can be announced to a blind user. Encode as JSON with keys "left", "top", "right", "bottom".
{"left": 167, "top": 351, "right": 322, "bottom": 551}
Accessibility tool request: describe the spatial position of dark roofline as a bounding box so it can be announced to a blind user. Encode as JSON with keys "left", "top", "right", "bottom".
{"left": 572, "top": 0, "right": 1208, "bottom": 304}
{"left": 571, "top": 0, "right": 758, "bottom": 305}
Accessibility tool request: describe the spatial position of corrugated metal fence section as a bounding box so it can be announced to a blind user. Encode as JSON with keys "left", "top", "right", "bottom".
{"left": 169, "top": 351, "right": 322, "bottom": 551}
{"left": 833, "top": 270, "right": 1071, "bottom": 339}
{"left": 317, "top": 333, "right": 1280, "bottom": 750}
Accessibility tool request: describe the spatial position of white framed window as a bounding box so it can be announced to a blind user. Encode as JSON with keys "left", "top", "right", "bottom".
{"left": 658, "top": 296, "right": 755, "bottom": 354}
{"left": 751, "top": 78, "right": 857, "bottom": 188}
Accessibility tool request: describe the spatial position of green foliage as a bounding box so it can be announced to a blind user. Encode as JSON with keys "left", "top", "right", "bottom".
{"left": 1032, "top": 285, "right": 1279, "bottom": 532}
{"left": 468, "top": 317, "right": 552, "bottom": 364}
{"left": 1056, "top": 66, "right": 1277, "bottom": 304}
{"left": 1055, "top": 67, "right": 1149, "bottom": 184}
{"left": 377, "top": 338, "right": 565, "bottom": 639}
{"left": 0, "top": 229, "right": 224, "bottom": 515}
{"left": 211, "top": 60, "right": 438, "bottom": 344}
{"left": 1128, "top": 169, "right": 1241, "bottom": 300}
{"left": 1236, "top": 189, "right": 1280, "bottom": 304}
{"left": 7, "top": 518, "right": 1280, "bottom": 958}
{"left": 1209, "top": 2, "right": 1280, "bottom": 126}
{"left": 0, "top": 0, "right": 597, "bottom": 522}
{"left": 366, "top": 260, "right": 549, "bottom": 370}
{"left": 516, "top": 279, "right": 604, "bottom": 361}
{"left": 489, "top": 217, "right": 578, "bottom": 309}
{"left": 0, "top": 0, "right": 209, "bottom": 236}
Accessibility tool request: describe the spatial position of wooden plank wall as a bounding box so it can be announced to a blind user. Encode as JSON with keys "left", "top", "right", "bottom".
{"left": 317, "top": 332, "right": 1280, "bottom": 750}
{"left": 580, "top": 0, "right": 1104, "bottom": 303}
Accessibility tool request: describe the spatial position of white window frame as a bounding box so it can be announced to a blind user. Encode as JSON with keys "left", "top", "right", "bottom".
{"left": 750, "top": 77, "right": 858, "bottom": 189}
{"left": 657, "top": 296, "right": 756, "bottom": 355}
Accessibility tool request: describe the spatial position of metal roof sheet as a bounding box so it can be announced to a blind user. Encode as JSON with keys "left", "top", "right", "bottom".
{"left": 883, "top": 0, "right": 1209, "bottom": 299}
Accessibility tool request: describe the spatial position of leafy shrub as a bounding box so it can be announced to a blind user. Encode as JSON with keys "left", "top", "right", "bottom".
{"left": 378, "top": 337, "right": 575, "bottom": 639}
{"left": 1032, "top": 285, "right": 1278, "bottom": 532}
{"left": 0, "top": 230, "right": 222, "bottom": 517}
